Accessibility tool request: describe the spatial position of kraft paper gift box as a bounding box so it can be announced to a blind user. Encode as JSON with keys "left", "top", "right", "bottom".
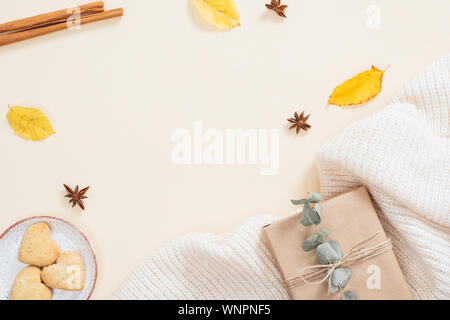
{"left": 262, "top": 186, "right": 411, "bottom": 300}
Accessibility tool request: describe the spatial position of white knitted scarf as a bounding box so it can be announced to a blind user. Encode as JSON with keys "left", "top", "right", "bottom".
{"left": 113, "top": 55, "right": 450, "bottom": 300}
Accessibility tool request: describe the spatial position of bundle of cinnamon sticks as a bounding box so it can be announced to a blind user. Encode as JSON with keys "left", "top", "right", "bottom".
{"left": 0, "top": 1, "right": 123, "bottom": 47}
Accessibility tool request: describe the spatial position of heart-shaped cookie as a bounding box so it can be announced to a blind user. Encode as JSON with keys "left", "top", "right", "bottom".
{"left": 41, "top": 251, "right": 85, "bottom": 291}
{"left": 10, "top": 266, "right": 52, "bottom": 300}
{"left": 18, "top": 223, "right": 60, "bottom": 266}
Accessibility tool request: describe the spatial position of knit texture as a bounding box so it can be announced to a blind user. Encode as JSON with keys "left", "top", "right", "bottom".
{"left": 113, "top": 55, "right": 449, "bottom": 300}
{"left": 113, "top": 215, "right": 290, "bottom": 300}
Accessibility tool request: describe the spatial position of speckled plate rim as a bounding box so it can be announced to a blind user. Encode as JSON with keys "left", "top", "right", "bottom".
{"left": 0, "top": 216, "right": 98, "bottom": 300}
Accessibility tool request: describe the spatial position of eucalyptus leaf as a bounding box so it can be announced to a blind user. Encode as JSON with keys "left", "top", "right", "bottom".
{"left": 316, "top": 240, "right": 342, "bottom": 265}
{"left": 302, "top": 229, "right": 329, "bottom": 252}
{"left": 328, "top": 240, "right": 342, "bottom": 259}
{"left": 300, "top": 203, "right": 321, "bottom": 226}
{"left": 308, "top": 192, "right": 321, "bottom": 203}
{"left": 341, "top": 290, "right": 357, "bottom": 300}
{"left": 316, "top": 228, "right": 329, "bottom": 243}
{"left": 328, "top": 278, "right": 339, "bottom": 293}
{"left": 302, "top": 235, "right": 319, "bottom": 251}
{"left": 330, "top": 267, "right": 352, "bottom": 291}
{"left": 291, "top": 199, "right": 309, "bottom": 205}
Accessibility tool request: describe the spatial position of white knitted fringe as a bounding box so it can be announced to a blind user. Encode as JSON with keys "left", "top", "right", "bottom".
{"left": 112, "top": 215, "right": 289, "bottom": 300}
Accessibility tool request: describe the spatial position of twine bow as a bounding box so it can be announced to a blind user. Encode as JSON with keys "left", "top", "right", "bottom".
{"left": 283, "top": 232, "right": 392, "bottom": 289}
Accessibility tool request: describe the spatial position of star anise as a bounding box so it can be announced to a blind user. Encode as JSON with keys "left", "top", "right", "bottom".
{"left": 265, "top": 0, "right": 288, "bottom": 18}
{"left": 287, "top": 111, "right": 311, "bottom": 134}
{"left": 64, "top": 184, "right": 89, "bottom": 210}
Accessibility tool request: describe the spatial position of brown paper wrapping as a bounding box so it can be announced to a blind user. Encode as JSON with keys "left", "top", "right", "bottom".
{"left": 262, "top": 186, "right": 411, "bottom": 300}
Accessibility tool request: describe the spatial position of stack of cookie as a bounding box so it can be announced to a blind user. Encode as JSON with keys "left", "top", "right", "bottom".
{"left": 9, "top": 223, "right": 85, "bottom": 300}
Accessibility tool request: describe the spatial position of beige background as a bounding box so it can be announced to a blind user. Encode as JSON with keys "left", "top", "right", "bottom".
{"left": 0, "top": 0, "right": 449, "bottom": 299}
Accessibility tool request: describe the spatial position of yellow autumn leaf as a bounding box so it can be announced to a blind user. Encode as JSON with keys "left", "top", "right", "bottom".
{"left": 193, "top": 0, "right": 240, "bottom": 30}
{"left": 7, "top": 106, "right": 55, "bottom": 141}
{"left": 329, "top": 66, "right": 387, "bottom": 106}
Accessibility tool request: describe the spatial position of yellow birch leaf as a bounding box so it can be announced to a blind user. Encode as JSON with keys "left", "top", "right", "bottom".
{"left": 193, "top": 0, "right": 240, "bottom": 30}
{"left": 6, "top": 106, "right": 55, "bottom": 141}
{"left": 328, "top": 66, "right": 386, "bottom": 106}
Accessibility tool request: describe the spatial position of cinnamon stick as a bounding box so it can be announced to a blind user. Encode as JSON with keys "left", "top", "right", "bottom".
{"left": 0, "top": 2, "right": 104, "bottom": 34}
{"left": 0, "top": 8, "right": 123, "bottom": 47}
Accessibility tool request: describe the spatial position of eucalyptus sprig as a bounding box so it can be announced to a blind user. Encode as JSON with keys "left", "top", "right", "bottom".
{"left": 291, "top": 192, "right": 322, "bottom": 227}
{"left": 291, "top": 192, "right": 358, "bottom": 300}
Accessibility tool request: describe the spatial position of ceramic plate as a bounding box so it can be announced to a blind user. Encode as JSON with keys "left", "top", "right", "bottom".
{"left": 0, "top": 216, "right": 97, "bottom": 300}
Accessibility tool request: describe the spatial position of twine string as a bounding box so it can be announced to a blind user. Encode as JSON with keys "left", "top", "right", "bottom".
{"left": 283, "top": 232, "right": 392, "bottom": 289}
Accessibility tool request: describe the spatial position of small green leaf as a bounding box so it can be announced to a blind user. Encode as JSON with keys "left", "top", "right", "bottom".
{"left": 316, "top": 228, "right": 329, "bottom": 243}
{"left": 300, "top": 203, "right": 321, "bottom": 226}
{"left": 301, "top": 229, "right": 329, "bottom": 252}
{"left": 302, "top": 235, "right": 320, "bottom": 252}
{"left": 316, "top": 240, "right": 342, "bottom": 265}
{"left": 330, "top": 267, "right": 351, "bottom": 293}
{"left": 308, "top": 192, "right": 321, "bottom": 203}
{"left": 328, "top": 240, "right": 342, "bottom": 259}
{"left": 291, "top": 199, "right": 309, "bottom": 205}
{"left": 328, "top": 279, "right": 339, "bottom": 293}
{"left": 341, "top": 290, "right": 357, "bottom": 300}
{"left": 302, "top": 236, "right": 319, "bottom": 251}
